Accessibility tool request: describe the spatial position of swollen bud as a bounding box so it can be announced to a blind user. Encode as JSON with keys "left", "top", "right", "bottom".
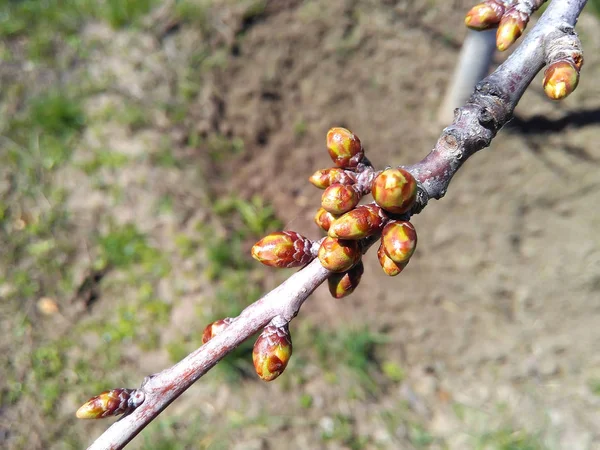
{"left": 253, "top": 320, "right": 292, "bottom": 382}
{"left": 202, "top": 317, "right": 234, "bottom": 344}
{"left": 309, "top": 168, "right": 356, "bottom": 189}
{"left": 76, "top": 388, "right": 145, "bottom": 419}
{"left": 318, "top": 236, "right": 362, "bottom": 272}
{"left": 496, "top": 8, "right": 527, "bottom": 51}
{"left": 314, "top": 207, "right": 339, "bottom": 232}
{"left": 252, "top": 231, "right": 314, "bottom": 268}
{"left": 326, "top": 127, "right": 364, "bottom": 168}
{"left": 321, "top": 183, "right": 361, "bottom": 215}
{"left": 543, "top": 60, "right": 579, "bottom": 100}
{"left": 381, "top": 220, "right": 417, "bottom": 264}
{"left": 328, "top": 204, "right": 386, "bottom": 240}
{"left": 328, "top": 261, "right": 364, "bottom": 298}
{"left": 371, "top": 168, "right": 417, "bottom": 215}
{"left": 377, "top": 243, "right": 408, "bottom": 277}
{"left": 465, "top": 1, "right": 504, "bottom": 30}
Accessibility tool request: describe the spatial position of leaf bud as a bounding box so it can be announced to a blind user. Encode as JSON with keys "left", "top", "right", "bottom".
{"left": 328, "top": 261, "right": 364, "bottom": 298}
{"left": 464, "top": 1, "right": 504, "bottom": 30}
{"left": 76, "top": 388, "right": 145, "bottom": 419}
{"left": 328, "top": 204, "right": 386, "bottom": 240}
{"left": 253, "top": 321, "right": 292, "bottom": 382}
{"left": 377, "top": 243, "right": 408, "bottom": 277}
{"left": 543, "top": 60, "right": 579, "bottom": 100}
{"left": 318, "top": 236, "right": 361, "bottom": 273}
{"left": 251, "top": 231, "right": 314, "bottom": 268}
{"left": 309, "top": 167, "right": 356, "bottom": 189}
{"left": 326, "top": 127, "right": 364, "bottom": 168}
{"left": 314, "top": 207, "right": 339, "bottom": 232}
{"left": 381, "top": 220, "right": 417, "bottom": 264}
{"left": 321, "top": 183, "right": 361, "bottom": 215}
{"left": 202, "top": 317, "right": 234, "bottom": 344}
{"left": 371, "top": 168, "right": 417, "bottom": 215}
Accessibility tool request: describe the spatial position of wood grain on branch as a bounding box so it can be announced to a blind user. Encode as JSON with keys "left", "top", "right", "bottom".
{"left": 87, "top": 1, "right": 588, "bottom": 448}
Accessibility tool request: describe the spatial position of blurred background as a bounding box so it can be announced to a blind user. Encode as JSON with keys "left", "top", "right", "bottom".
{"left": 1, "top": 1, "right": 600, "bottom": 449}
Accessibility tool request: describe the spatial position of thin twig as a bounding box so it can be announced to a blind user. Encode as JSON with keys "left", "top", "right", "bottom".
{"left": 87, "top": 1, "right": 588, "bottom": 448}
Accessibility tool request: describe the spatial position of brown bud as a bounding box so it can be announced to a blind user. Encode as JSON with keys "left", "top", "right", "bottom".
{"left": 253, "top": 321, "right": 292, "bottom": 382}
{"left": 465, "top": 1, "right": 504, "bottom": 30}
{"left": 381, "top": 220, "right": 417, "bottom": 264}
{"left": 543, "top": 60, "right": 579, "bottom": 100}
{"left": 328, "top": 204, "right": 386, "bottom": 240}
{"left": 202, "top": 317, "right": 234, "bottom": 344}
{"left": 318, "top": 236, "right": 361, "bottom": 272}
{"left": 371, "top": 168, "right": 417, "bottom": 215}
{"left": 321, "top": 183, "right": 361, "bottom": 215}
{"left": 76, "top": 388, "right": 144, "bottom": 419}
{"left": 328, "top": 261, "right": 364, "bottom": 298}
{"left": 496, "top": 8, "right": 527, "bottom": 51}
{"left": 377, "top": 243, "right": 408, "bottom": 277}
{"left": 252, "top": 231, "right": 314, "bottom": 268}
{"left": 326, "top": 127, "right": 364, "bottom": 168}
{"left": 309, "top": 167, "right": 357, "bottom": 189}
{"left": 314, "top": 207, "right": 339, "bottom": 232}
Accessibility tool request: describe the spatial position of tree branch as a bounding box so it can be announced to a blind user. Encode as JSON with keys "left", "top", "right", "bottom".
{"left": 86, "top": 1, "right": 588, "bottom": 448}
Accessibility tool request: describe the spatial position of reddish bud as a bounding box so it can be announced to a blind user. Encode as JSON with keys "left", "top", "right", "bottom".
{"left": 328, "top": 261, "right": 364, "bottom": 298}
{"left": 465, "top": 1, "right": 504, "bottom": 30}
{"left": 76, "top": 388, "right": 144, "bottom": 419}
{"left": 328, "top": 204, "right": 386, "bottom": 240}
{"left": 543, "top": 60, "right": 579, "bottom": 100}
{"left": 377, "top": 243, "right": 408, "bottom": 277}
{"left": 253, "top": 321, "right": 292, "bottom": 382}
{"left": 202, "top": 317, "right": 234, "bottom": 344}
{"left": 381, "top": 220, "right": 417, "bottom": 264}
{"left": 326, "top": 127, "right": 364, "bottom": 168}
{"left": 252, "top": 231, "right": 314, "bottom": 268}
{"left": 496, "top": 8, "right": 527, "bottom": 51}
{"left": 309, "top": 167, "right": 357, "bottom": 189}
{"left": 321, "top": 183, "right": 361, "bottom": 215}
{"left": 318, "top": 236, "right": 361, "bottom": 273}
{"left": 314, "top": 207, "right": 339, "bottom": 232}
{"left": 371, "top": 168, "right": 417, "bottom": 215}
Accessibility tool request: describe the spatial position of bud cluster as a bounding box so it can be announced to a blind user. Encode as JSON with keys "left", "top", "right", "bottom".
{"left": 465, "top": 1, "right": 546, "bottom": 52}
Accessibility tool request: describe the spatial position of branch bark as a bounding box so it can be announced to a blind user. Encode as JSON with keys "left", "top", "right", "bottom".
{"left": 87, "top": 1, "right": 588, "bottom": 448}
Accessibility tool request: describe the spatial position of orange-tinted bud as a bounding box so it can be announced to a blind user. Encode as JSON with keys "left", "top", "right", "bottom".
{"left": 377, "top": 243, "right": 408, "bottom": 277}
{"left": 253, "top": 322, "right": 292, "bottom": 382}
{"left": 496, "top": 8, "right": 527, "bottom": 51}
{"left": 202, "top": 317, "right": 234, "bottom": 344}
{"left": 252, "top": 231, "right": 314, "bottom": 268}
{"left": 465, "top": 1, "right": 504, "bottom": 30}
{"left": 321, "top": 183, "right": 361, "bottom": 215}
{"left": 328, "top": 261, "right": 364, "bottom": 298}
{"left": 328, "top": 204, "right": 386, "bottom": 240}
{"left": 381, "top": 220, "right": 417, "bottom": 264}
{"left": 543, "top": 60, "right": 579, "bottom": 100}
{"left": 318, "top": 236, "right": 361, "bottom": 273}
{"left": 76, "top": 388, "right": 144, "bottom": 419}
{"left": 309, "top": 167, "right": 357, "bottom": 189}
{"left": 314, "top": 207, "right": 339, "bottom": 232}
{"left": 371, "top": 168, "right": 417, "bottom": 215}
{"left": 326, "top": 127, "right": 364, "bottom": 168}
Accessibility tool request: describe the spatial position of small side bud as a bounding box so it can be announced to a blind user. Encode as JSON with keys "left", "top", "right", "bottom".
{"left": 496, "top": 8, "right": 527, "bottom": 51}
{"left": 318, "top": 236, "right": 362, "bottom": 272}
{"left": 252, "top": 231, "right": 314, "bottom": 268}
{"left": 326, "top": 127, "right": 364, "bottom": 168}
{"left": 371, "top": 168, "right": 417, "bottom": 215}
{"left": 328, "top": 204, "right": 386, "bottom": 240}
{"left": 328, "top": 261, "right": 364, "bottom": 298}
{"left": 465, "top": 1, "right": 504, "bottom": 30}
{"left": 314, "top": 207, "right": 339, "bottom": 232}
{"left": 309, "top": 168, "right": 357, "bottom": 189}
{"left": 381, "top": 220, "right": 417, "bottom": 264}
{"left": 76, "top": 388, "right": 145, "bottom": 419}
{"left": 377, "top": 243, "right": 408, "bottom": 276}
{"left": 202, "top": 317, "right": 234, "bottom": 344}
{"left": 543, "top": 60, "right": 579, "bottom": 100}
{"left": 321, "top": 184, "right": 361, "bottom": 215}
{"left": 253, "top": 320, "right": 292, "bottom": 382}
